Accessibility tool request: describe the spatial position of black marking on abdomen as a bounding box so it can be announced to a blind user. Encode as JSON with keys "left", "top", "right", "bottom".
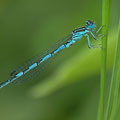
{"left": 23, "top": 68, "right": 29, "bottom": 74}
{"left": 73, "top": 27, "right": 86, "bottom": 33}
{"left": 10, "top": 70, "right": 18, "bottom": 77}
{"left": 50, "top": 51, "right": 55, "bottom": 56}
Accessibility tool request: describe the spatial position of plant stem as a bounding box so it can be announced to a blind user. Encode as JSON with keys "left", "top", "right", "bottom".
{"left": 106, "top": 20, "right": 120, "bottom": 120}
{"left": 98, "top": 0, "right": 112, "bottom": 120}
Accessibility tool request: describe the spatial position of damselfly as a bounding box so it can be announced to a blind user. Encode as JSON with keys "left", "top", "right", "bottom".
{"left": 0, "top": 20, "right": 104, "bottom": 88}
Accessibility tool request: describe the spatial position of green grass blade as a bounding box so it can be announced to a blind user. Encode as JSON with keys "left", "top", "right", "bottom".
{"left": 98, "top": 0, "right": 112, "bottom": 120}
{"left": 106, "top": 20, "right": 120, "bottom": 120}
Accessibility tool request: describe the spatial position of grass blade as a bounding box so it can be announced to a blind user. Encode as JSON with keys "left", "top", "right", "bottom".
{"left": 98, "top": 0, "right": 112, "bottom": 120}
{"left": 106, "top": 20, "right": 120, "bottom": 120}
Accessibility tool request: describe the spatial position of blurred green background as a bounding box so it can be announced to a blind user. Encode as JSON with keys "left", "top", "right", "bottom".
{"left": 0, "top": 0, "right": 120, "bottom": 120}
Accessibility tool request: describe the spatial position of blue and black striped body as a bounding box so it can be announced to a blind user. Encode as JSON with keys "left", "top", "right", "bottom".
{"left": 0, "top": 20, "right": 103, "bottom": 88}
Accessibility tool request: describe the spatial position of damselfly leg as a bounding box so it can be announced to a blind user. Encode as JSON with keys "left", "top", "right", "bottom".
{"left": 92, "top": 25, "right": 105, "bottom": 33}
{"left": 85, "top": 34, "right": 100, "bottom": 49}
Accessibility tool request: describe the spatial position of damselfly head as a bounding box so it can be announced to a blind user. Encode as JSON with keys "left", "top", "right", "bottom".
{"left": 86, "top": 20, "right": 96, "bottom": 29}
